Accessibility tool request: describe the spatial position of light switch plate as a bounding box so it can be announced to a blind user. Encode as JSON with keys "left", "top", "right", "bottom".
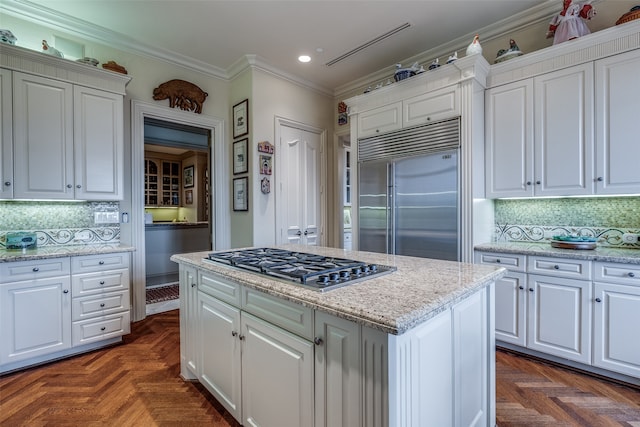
{"left": 94, "top": 211, "right": 119, "bottom": 224}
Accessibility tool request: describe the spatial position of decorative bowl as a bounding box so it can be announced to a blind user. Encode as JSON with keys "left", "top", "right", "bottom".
{"left": 394, "top": 69, "right": 416, "bottom": 82}
{"left": 77, "top": 57, "right": 99, "bottom": 66}
{"left": 0, "top": 29, "right": 17, "bottom": 45}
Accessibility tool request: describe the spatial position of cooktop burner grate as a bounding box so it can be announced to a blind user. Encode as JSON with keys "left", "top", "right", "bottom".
{"left": 204, "top": 248, "right": 396, "bottom": 291}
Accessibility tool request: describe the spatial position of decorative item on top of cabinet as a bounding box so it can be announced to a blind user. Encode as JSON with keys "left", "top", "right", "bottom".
{"left": 152, "top": 79, "right": 208, "bottom": 114}
{"left": 338, "top": 101, "right": 348, "bottom": 126}
{"left": 446, "top": 51, "right": 458, "bottom": 64}
{"left": 546, "top": 0, "right": 595, "bottom": 45}
{"left": 41, "top": 40, "right": 63, "bottom": 57}
{"left": 102, "top": 60, "right": 128, "bottom": 74}
{"left": 616, "top": 5, "right": 640, "bottom": 25}
{"left": 0, "top": 29, "right": 17, "bottom": 45}
{"left": 466, "top": 34, "right": 482, "bottom": 56}
{"left": 494, "top": 39, "right": 523, "bottom": 63}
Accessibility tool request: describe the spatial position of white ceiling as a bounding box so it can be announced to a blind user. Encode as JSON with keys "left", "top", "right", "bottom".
{"left": 7, "top": 0, "right": 555, "bottom": 91}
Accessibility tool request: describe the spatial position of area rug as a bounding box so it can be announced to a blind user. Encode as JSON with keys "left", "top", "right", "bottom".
{"left": 146, "top": 283, "right": 179, "bottom": 304}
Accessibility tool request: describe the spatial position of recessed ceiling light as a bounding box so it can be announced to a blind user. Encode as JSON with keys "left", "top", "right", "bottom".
{"left": 298, "top": 55, "right": 311, "bottom": 63}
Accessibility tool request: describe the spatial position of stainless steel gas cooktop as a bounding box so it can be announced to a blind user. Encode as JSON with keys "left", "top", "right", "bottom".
{"left": 204, "top": 248, "right": 396, "bottom": 291}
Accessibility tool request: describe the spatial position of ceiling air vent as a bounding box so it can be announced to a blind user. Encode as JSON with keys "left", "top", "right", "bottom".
{"left": 325, "top": 22, "right": 411, "bottom": 67}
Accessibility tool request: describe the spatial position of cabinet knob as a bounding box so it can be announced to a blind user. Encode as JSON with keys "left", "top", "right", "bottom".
{"left": 231, "top": 331, "right": 238, "bottom": 337}
{"left": 597, "top": 177, "right": 603, "bottom": 182}
{"left": 535, "top": 180, "right": 541, "bottom": 185}
{"left": 100, "top": 303, "right": 105, "bottom": 307}
{"left": 101, "top": 327, "right": 106, "bottom": 331}
{"left": 553, "top": 265, "right": 560, "bottom": 270}
{"left": 66, "top": 184, "right": 73, "bottom": 189}
{"left": 314, "top": 337, "right": 323, "bottom": 346}
{"left": 495, "top": 259, "right": 501, "bottom": 263}
{"left": 3, "top": 181, "right": 10, "bottom": 186}
{"left": 99, "top": 261, "right": 105, "bottom": 265}
{"left": 595, "top": 297, "right": 602, "bottom": 303}
{"left": 629, "top": 272, "right": 636, "bottom": 278}
{"left": 32, "top": 267, "right": 40, "bottom": 272}
{"left": 518, "top": 286, "right": 524, "bottom": 290}
{"left": 528, "top": 288, "right": 534, "bottom": 292}
{"left": 63, "top": 289, "right": 69, "bottom": 294}
{"left": 238, "top": 335, "right": 245, "bottom": 341}
{"left": 76, "top": 184, "right": 82, "bottom": 189}
{"left": 526, "top": 181, "right": 532, "bottom": 186}
{"left": 191, "top": 283, "right": 196, "bottom": 288}
{"left": 100, "top": 281, "right": 105, "bottom": 285}
{"left": 376, "top": 129, "right": 380, "bottom": 133}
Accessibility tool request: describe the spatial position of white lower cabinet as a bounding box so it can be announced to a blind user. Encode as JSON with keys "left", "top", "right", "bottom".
{"left": 179, "top": 265, "right": 198, "bottom": 379}
{"left": 0, "top": 253, "right": 131, "bottom": 373}
{"left": 476, "top": 250, "right": 640, "bottom": 382}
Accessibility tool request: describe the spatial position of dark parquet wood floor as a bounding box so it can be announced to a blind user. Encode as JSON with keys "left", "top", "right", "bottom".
{"left": 1, "top": 309, "right": 639, "bottom": 426}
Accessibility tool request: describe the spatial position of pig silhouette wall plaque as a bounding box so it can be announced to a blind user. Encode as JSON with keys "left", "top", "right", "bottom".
{"left": 152, "top": 79, "right": 208, "bottom": 114}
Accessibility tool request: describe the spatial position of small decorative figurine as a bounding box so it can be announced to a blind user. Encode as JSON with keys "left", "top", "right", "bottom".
{"left": 494, "top": 39, "right": 523, "bottom": 63}
{"left": 446, "top": 51, "right": 458, "bottom": 64}
{"left": 102, "top": 60, "right": 128, "bottom": 74}
{"left": 42, "top": 40, "right": 63, "bottom": 57}
{"left": 428, "top": 58, "right": 440, "bottom": 70}
{"left": 615, "top": 5, "right": 640, "bottom": 25}
{"left": 0, "top": 29, "right": 17, "bottom": 45}
{"left": 546, "top": 0, "right": 595, "bottom": 45}
{"left": 466, "top": 34, "right": 483, "bottom": 56}
{"left": 393, "top": 63, "right": 418, "bottom": 81}
{"left": 152, "top": 79, "right": 208, "bottom": 114}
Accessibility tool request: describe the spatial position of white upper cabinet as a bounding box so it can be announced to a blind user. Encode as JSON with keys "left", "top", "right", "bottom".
{"left": 485, "top": 79, "right": 534, "bottom": 198}
{"left": 12, "top": 72, "right": 75, "bottom": 200}
{"left": 486, "top": 63, "right": 594, "bottom": 198}
{"left": 0, "top": 68, "right": 13, "bottom": 199}
{"left": 357, "top": 101, "right": 402, "bottom": 138}
{"left": 534, "top": 63, "right": 594, "bottom": 197}
{"left": 594, "top": 49, "right": 640, "bottom": 194}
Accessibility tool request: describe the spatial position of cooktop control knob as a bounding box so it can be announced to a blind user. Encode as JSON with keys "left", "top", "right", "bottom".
{"left": 351, "top": 267, "right": 361, "bottom": 275}
{"left": 362, "top": 265, "right": 370, "bottom": 273}
{"left": 329, "top": 272, "right": 340, "bottom": 281}
{"left": 318, "top": 275, "right": 329, "bottom": 283}
{"left": 340, "top": 270, "right": 350, "bottom": 279}
{"left": 369, "top": 264, "right": 378, "bottom": 272}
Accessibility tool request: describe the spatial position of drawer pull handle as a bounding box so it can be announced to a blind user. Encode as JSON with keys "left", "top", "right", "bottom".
{"left": 101, "top": 327, "right": 106, "bottom": 331}
{"left": 231, "top": 331, "right": 238, "bottom": 337}
{"left": 314, "top": 337, "right": 323, "bottom": 346}
{"left": 100, "top": 281, "right": 105, "bottom": 285}
{"left": 100, "top": 303, "right": 105, "bottom": 307}
{"left": 595, "top": 298, "right": 602, "bottom": 303}
{"left": 629, "top": 272, "right": 636, "bottom": 278}
{"left": 32, "top": 267, "right": 39, "bottom": 272}
{"left": 99, "top": 261, "right": 105, "bottom": 265}
{"left": 63, "top": 289, "right": 69, "bottom": 294}
{"left": 553, "top": 265, "right": 559, "bottom": 270}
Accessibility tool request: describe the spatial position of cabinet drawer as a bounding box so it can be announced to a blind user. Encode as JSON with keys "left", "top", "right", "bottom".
{"left": 242, "top": 287, "right": 314, "bottom": 340}
{"left": 594, "top": 262, "right": 640, "bottom": 286}
{"left": 199, "top": 270, "right": 242, "bottom": 307}
{"left": 72, "top": 252, "right": 129, "bottom": 274}
{"left": 527, "top": 256, "right": 591, "bottom": 280}
{"left": 72, "top": 311, "right": 130, "bottom": 346}
{"left": 358, "top": 102, "right": 402, "bottom": 138}
{"left": 474, "top": 251, "right": 526, "bottom": 272}
{"left": 403, "top": 86, "right": 459, "bottom": 127}
{"left": 72, "top": 268, "right": 129, "bottom": 297}
{"left": 72, "top": 290, "right": 130, "bottom": 321}
{"left": 0, "top": 257, "right": 70, "bottom": 283}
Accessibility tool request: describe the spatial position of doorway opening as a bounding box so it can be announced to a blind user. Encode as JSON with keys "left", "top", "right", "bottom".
{"left": 143, "top": 118, "right": 211, "bottom": 314}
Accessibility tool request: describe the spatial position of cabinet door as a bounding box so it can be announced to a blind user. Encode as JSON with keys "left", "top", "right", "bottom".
{"left": 0, "top": 276, "right": 72, "bottom": 364}
{"left": 179, "top": 265, "right": 198, "bottom": 379}
{"left": 494, "top": 271, "right": 527, "bottom": 347}
{"left": 533, "top": 63, "right": 594, "bottom": 196}
{"left": 595, "top": 49, "right": 640, "bottom": 194}
{"left": 74, "top": 86, "right": 124, "bottom": 200}
{"left": 357, "top": 102, "right": 402, "bottom": 138}
{"left": 198, "top": 291, "right": 242, "bottom": 422}
{"left": 241, "top": 312, "right": 314, "bottom": 427}
{"left": 403, "top": 85, "right": 459, "bottom": 128}
{"left": 13, "top": 72, "right": 74, "bottom": 199}
{"left": 485, "top": 80, "right": 534, "bottom": 198}
{"left": 0, "top": 68, "right": 13, "bottom": 199}
{"left": 527, "top": 274, "right": 591, "bottom": 363}
{"left": 314, "top": 311, "right": 361, "bottom": 427}
{"left": 593, "top": 282, "right": 640, "bottom": 378}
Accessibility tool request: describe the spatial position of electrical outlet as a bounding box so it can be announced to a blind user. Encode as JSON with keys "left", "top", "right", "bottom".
{"left": 622, "top": 233, "right": 640, "bottom": 243}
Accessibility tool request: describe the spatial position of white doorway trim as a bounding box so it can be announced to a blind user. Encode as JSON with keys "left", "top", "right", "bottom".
{"left": 129, "top": 100, "right": 228, "bottom": 321}
{"left": 274, "top": 116, "right": 327, "bottom": 247}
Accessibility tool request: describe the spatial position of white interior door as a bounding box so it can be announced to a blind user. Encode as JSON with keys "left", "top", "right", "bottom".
{"left": 277, "top": 121, "right": 323, "bottom": 246}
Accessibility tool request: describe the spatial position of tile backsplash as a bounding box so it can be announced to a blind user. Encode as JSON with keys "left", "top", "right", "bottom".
{"left": 0, "top": 201, "right": 120, "bottom": 248}
{"left": 494, "top": 197, "right": 640, "bottom": 248}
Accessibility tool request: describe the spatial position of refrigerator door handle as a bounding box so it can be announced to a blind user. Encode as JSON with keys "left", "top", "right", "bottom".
{"left": 387, "top": 162, "right": 394, "bottom": 255}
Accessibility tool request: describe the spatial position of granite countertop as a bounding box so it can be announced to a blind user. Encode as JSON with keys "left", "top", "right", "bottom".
{"left": 0, "top": 244, "right": 136, "bottom": 263}
{"left": 170, "top": 244, "right": 506, "bottom": 335}
{"left": 145, "top": 221, "right": 209, "bottom": 228}
{"left": 475, "top": 242, "right": 640, "bottom": 264}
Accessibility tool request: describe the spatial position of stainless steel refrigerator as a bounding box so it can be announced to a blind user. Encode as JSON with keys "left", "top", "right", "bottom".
{"left": 358, "top": 119, "right": 460, "bottom": 261}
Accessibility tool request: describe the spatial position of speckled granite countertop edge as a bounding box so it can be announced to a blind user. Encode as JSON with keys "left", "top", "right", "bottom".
{"left": 0, "top": 244, "right": 136, "bottom": 262}
{"left": 475, "top": 242, "right": 640, "bottom": 264}
{"left": 171, "top": 246, "right": 506, "bottom": 335}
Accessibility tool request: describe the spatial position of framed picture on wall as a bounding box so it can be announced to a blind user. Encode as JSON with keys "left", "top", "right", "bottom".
{"left": 183, "top": 165, "right": 194, "bottom": 188}
{"left": 233, "top": 177, "right": 248, "bottom": 211}
{"left": 232, "top": 99, "right": 249, "bottom": 138}
{"left": 233, "top": 138, "right": 248, "bottom": 175}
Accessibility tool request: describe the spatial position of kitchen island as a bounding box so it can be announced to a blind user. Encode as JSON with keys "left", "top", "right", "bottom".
{"left": 171, "top": 245, "right": 505, "bottom": 427}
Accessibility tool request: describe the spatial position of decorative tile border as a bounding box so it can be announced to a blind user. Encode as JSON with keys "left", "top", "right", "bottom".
{"left": 494, "top": 224, "right": 640, "bottom": 249}
{"left": 0, "top": 227, "right": 120, "bottom": 248}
